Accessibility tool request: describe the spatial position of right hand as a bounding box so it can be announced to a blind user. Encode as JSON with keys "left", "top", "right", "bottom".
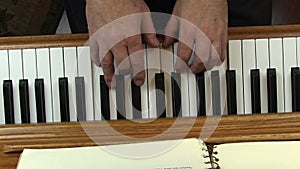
{"left": 86, "top": 0, "right": 160, "bottom": 87}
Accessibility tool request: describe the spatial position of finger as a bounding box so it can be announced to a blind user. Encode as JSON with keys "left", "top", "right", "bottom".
{"left": 175, "top": 41, "right": 193, "bottom": 72}
{"left": 127, "top": 35, "right": 146, "bottom": 86}
{"left": 111, "top": 41, "right": 130, "bottom": 75}
{"left": 163, "top": 15, "right": 179, "bottom": 48}
{"left": 220, "top": 26, "right": 228, "bottom": 63}
{"left": 141, "top": 11, "right": 160, "bottom": 47}
{"left": 210, "top": 38, "right": 223, "bottom": 68}
{"left": 190, "top": 52, "right": 206, "bottom": 73}
{"left": 176, "top": 24, "right": 195, "bottom": 72}
{"left": 207, "top": 23, "right": 224, "bottom": 69}
{"left": 205, "top": 41, "right": 221, "bottom": 70}
{"left": 194, "top": 31, "right": 211, "bottom": 71}
{"left": 131, "top": 52, "right": 146, "bottom": 86}
{"left": 89, "top": 37, "right": 100, "bottom": 66}
{"left": 101, "top": 51, "right": 115, "bottom": 88}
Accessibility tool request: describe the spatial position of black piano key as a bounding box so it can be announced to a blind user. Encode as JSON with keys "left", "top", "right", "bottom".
{"left": 100, "top": 75, "right": 110, "bottom": 120}
{"left": 131, "top": 80, "right": 142, "bottom": 119}
{"left": 196, "top": 72, "right": 206, "bottom": 116}
{"left": 267, "top": 68, "right": 277, "bottom": 113}
{"left": 59, "top": 78, "right": 70, "bottom": 122}
{"left": 3, "top": 80, "right": 14, "bottom": 124}
{"left": 116, "top": 75, "right": 126, "bottom": 120}
{"left": 211, "top": 71, "right": 221, "bottom": 116}
{"left": 226, "top": 70, "right": 237, "bottom": 115}
{"left": 155, "top": 73, "right": 166, "bottom": 118}
{"left": 19, "top": 79, "right": 30, "bottom": 123}
{"left": 75, "top": 77, "right": 86, "bottom": 121}
{"left": 251, "top": 69, "right": 261, "bottom": 114}
{"left": 35, "top": 79, "right": 46, "bottom": 123}
{"left": 291, "top": 67, "right": 300, "bottom": 112}
{"left": 171, "top": 72, "right": 181, "bottom": 117}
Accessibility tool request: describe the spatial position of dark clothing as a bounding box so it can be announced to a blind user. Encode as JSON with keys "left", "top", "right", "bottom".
{"left": 63, "top": 0, "right": 272, "bottom": 33}
{"left": 228, "top": 0, "right": 272, "bottom": 26}
{"left": 63, "top": 0, "right": 88, "bottom": 33}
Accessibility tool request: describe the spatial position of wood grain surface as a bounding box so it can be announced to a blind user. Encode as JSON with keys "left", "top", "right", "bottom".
{"left": 1, "top": 25, "right": 300, "bottom": 50}
{"left": 1, "top": 113, "right": 300, "bottom": 168}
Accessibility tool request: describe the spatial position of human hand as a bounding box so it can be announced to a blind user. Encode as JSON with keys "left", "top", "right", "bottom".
{"left": 163, "top": 0, "right": 228, "bottom": 73}
{"left": 86, "top": 0, "right": 160, "bottom": 87}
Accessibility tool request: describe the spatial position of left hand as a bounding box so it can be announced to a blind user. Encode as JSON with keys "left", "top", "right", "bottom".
{"left": 163, "top": 0, "right": 228, "bottom": 73}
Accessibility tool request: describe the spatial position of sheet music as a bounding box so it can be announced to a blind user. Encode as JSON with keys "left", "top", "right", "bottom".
{"left": 215, "top": 141, "right": 300, "bottom": 169}
{"left": 17, "top": 138, "right": 209, "bottom": 169}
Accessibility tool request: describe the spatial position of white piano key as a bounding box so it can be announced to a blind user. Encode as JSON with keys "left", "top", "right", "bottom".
{"left": 124, "top": 75, "right": 133, "bottom": 119}
{"left": 188, "top": 45, "right": 198, "bottom": 117}
{"left": 92, "top": 64, "right": 103, "bottom": 121}
{"left": 242, "top": 39, "right": 256, "bottom": 114}
{"left": 9, "top": 50, "right": 23, "bottom": 124}
{"left": 0, "top": 50, "right": 9, "bottom": 124}
{"left": 228, "top": 40, "right": 244, "bottom": 115}
{"left": 77, "top": 46, "right": 94, "bottom": 121}
{"left": 110, "top": 87, "right": 117, "bottom": 120}
{"left": 188, "top": 72, "right": 197, "bottom": 117}
{"left": 160, "top": 46, "right": 174, "bottom": 118}
{"left": 297, "top": 37, "right": 300, "bottom": 67}
{"left": 174, "top": 43, "right": 190, "bottom": 117}
{"left": 205, "top": 71, "right": 212, "bottom": 116}
{"left": 50, "top": 48, "right": 64, "bottom": 123}
{"left": 283, "top": 37, "right": 298, "bottom": 112}
{"left": 213, "top": 61, "right": 228, "bottom": 115}
{"left": 23, "top": 49, "right": 37, "bottom": 123}
{"left": 181, "top": 72, "right": 190, "bottom": 117}
{"left": 141, "top": 45, "right": 149, "bottom": 119}
{"left": 269, "top": 38, "right": 285, "bottom": 112}
{"left": 146, "top": 46, "right": 161, "bottom": 119}
{"left": 256, "top": 39, "right": 269, "bottom": 114}
{"left": 64, "top": 47, "right": 78, "bottom": 122}
{"left": 36, "top": 48, "right": 53, "bottom": 122}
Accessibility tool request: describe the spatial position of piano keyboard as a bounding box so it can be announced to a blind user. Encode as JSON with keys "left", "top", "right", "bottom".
{"left": 1, "top": 25, "right": 300, "bottom": 125}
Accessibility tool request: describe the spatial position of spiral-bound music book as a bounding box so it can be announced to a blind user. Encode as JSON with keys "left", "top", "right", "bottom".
{"left": 17, "top": 138, "right": 300, "bottom": 169}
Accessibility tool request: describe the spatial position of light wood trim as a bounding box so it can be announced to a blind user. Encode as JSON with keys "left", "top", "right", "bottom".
{"left": 0, "top": 25, "right": 300, "bottom": 50}
{"left": 1, "top": 113, "right": 300, "bottom": 168}
{"left": 0, "top": 34, "right": 89, "bottom": 50}
{"left": 228, "top": 24, "right": 300, "bottom": 40}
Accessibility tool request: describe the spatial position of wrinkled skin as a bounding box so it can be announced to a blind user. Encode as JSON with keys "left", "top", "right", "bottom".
{"left": 86, "top": 0, "right": 159, "bottom": 87}
{"left": 164, "top": 0, "right": 228, "bottom": 73}
{"left": 86, "top": 0, "right": 228, "bottom": 87}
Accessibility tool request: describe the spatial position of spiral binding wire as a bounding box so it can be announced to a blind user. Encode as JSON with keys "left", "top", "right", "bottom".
{"left": 201, "top": 144, "right": 220, "bottom": 169}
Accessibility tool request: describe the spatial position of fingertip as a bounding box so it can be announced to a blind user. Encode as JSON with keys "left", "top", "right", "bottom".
{"left": 163, "top": 36, "right": 174, "bottom": 48}
{"left": 145, "top": 34, "right": 160, "bottom": 47}
{"left": 191, "top": 63, "right": 205, "bottom": 74}
{"left": 104, "top": 75, "right": 113, "bottom": 88}
{"left": 134, "top": 79, "right": 145, "bottom": 86}
{"left": 133, "top": 71, "right": 145, "bottom": 86}
{"left": 152, "top": 38, "right": 160, "bottom": 47}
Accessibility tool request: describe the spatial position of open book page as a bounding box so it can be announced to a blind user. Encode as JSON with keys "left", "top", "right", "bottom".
{"left": 215, "top": 141, "right": 300, "bottom": 169}
{"left": 17, "top": 138, "right": 211, "bottom": 169}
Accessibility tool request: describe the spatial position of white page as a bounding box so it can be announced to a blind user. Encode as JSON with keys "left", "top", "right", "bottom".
{"left": 17, "top": 138, "right": 210, "bottom": 169}
{"left": 216, "top": 141, "right": 300, "bottom": 169}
